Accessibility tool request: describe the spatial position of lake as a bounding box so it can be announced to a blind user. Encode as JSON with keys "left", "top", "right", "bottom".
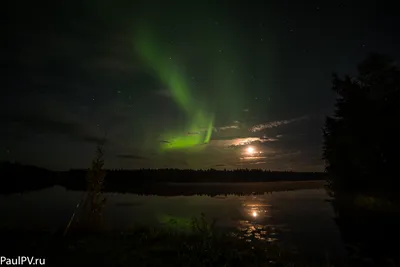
{"left": 0, "top": 181, "right": 346, "bottom": 263}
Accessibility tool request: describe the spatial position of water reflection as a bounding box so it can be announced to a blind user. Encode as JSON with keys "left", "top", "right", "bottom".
{"left": 233, "top": 194, "right": 281, "bottom": 244}
{"left": 0, "top": 185, "right": 345, "bottom": 262}
{"left": 243, "top": 202, "right": 269, "bottom": 219}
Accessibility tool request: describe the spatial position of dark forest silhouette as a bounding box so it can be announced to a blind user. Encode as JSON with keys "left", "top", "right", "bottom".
{"left": 0, "top": 161, "right": 54, "bottom": 194}
{"left": 0, "top": 161, "right": 324, "bottom": 194}
{"left": 323, "top": 53, "right": 400, "bottom": 197}
{"left": 323, "top": 53, "right": 400, "bottom": 267}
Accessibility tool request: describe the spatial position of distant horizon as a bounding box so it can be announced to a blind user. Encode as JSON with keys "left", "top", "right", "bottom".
{"left": 1, "top": 161, "right": 325, "bottom": 173}
{"left": 0, "top": 160, "right": 325, "bottom": 173}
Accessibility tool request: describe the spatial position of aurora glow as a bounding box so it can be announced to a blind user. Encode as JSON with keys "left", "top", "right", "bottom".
{"left": 135, "top": 26, "right": 215, "bottom": 150}
{"left": 5, "top": 0, "right": 389, "bottom": 171}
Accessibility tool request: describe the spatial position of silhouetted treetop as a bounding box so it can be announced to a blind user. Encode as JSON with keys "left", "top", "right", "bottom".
{"left": 323, "top": 53, "right": 400, "bottom": 195}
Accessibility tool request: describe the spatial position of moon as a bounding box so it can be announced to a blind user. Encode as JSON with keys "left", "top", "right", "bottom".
{"left": 247, "top": 146, "right": 255, "bottom": 154}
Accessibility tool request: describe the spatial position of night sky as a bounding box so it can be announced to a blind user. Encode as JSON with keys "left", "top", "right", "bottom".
{"left": 3, "top": 1, "right": 400, "bottom": 171}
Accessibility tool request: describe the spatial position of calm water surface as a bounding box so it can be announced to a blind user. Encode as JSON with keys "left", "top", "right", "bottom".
{"left": 0, "top": 182, "right": 346, "bottom": 261}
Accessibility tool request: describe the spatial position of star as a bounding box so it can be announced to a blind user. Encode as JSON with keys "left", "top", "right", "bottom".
{"left": 5, "top": 0, "right": 395, "bottom": 174}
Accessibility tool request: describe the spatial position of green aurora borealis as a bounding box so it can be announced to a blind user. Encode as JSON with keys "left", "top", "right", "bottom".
{"left": 135, "top": 26, "right": 214, "bottom": 150}
{"left": 6, "top": 0, "right": 396, "bottom": 170}
{"left": 134, "top": 6, "right": 248, "bottom": 151}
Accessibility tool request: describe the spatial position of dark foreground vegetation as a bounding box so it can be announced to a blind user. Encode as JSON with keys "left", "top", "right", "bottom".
{"left": 2, "top": 216, "right": 335, "bottom": 267}
{"left": 323, "top": 53, "right": 400, "bottom": 267}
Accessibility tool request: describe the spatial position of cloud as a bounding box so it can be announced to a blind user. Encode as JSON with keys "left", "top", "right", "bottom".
{"left": 87, "top": 57, "right": 140, "bottom": 75}
{"left": 82, "top": 136, "right": 108, "bottom": 144}
{"left": 247, "top": 161, "right": 267, "bottom": 165}
{"left": 153, "top": 89, "right": 173, "bottom": 98}
{"left": 2, "top": 112, "right": 107, "bottom": 144}
{"left": 239, "top": 156, "right": 266, "bottom": 160}
{"left": 260, "top": 136, "right": 278, "bottom": 142}
{"left": 210, "top": 137, "right": 278, "bottom": 148}
{"left": 211, "top": 135, "right": 251, "bottom": 141}
{"left": 217, "top": 125, "right": 240, "bottom": 131}
{"left": 249, "top": 116, "right": 309, "bottom": 132}
{"left": 116, "top": 154, "right": 147, "bottom": 160}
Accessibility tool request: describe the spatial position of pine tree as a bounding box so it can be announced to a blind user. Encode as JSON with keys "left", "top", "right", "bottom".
{"left": 323, "top": 53, "right": 400, "bottom": 195}
{"left": 81, "top": 143, "right": 107, "bottom": 230}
